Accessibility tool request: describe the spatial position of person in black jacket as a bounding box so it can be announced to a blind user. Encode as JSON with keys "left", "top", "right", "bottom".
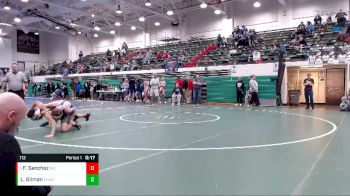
{"left": 236, "top": 77, "right": 245, "bottom": 106}
{"left": 0, "top": 92, "right": 51, "bottom": 195}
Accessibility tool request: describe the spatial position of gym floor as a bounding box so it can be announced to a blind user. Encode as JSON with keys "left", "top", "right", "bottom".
{"left": 18, "top": 97, "right": 349, "bottom": 195}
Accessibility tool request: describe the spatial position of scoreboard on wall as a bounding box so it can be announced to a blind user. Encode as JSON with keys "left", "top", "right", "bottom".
{"left": 16, "top": 154, "right": 99, "bottom": 186}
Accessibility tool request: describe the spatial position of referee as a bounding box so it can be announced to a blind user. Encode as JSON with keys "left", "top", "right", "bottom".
{"left": 2, "top": 63, "right": 28, "bottom": 100}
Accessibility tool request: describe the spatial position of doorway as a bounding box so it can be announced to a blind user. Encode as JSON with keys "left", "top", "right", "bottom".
{"left": 326, "top": 68, "right": 345, "bottom": 105}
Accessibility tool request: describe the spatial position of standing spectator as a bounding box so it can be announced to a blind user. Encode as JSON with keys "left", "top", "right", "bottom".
{"left": 248, "top": 74, "right": 260, "bottom": 106}
{"left": 46, "top": 80, "right": 52, "bottom": 97}
{"left": 171, "top": 83, "right": 182, "bottom": 106}
{"left": 136, "top": 79, "right": 144, "bottom": 102}
{"left": 314, "top": 14, "right": 322, "bottom": 26}
{"left": 128, "top": 78, "right": 136, "bottom": 102}
{"left": 121, "top": 79, "right": 129, "bottom": 101}
{"left": 186, "top": 76, "right": 194, "bottom": 104}
{"left": 106, "top": 49, "right": 112, "bottom": 62}
{"left": 150, "top": 74, "right": 160, "bottom": 105}
{"left": 62, "top": 83, "right": 69, "bottom": 99}
{"left": 175, "top": 76, "right": 183, "bottom": 89}
{"left": 326, "top": 15, "right": 333, "bottom": 24}
{"left": 159, "top": 77, "right": 166, "bottom": 104}
{"left": 38, "top": 84, "right": 42, "bottom": 96}
{"left": 335, "top": 9, "right": 347, "bottom": 26}
{"left": 143, "top": 78, "right": 151, "bottom": 104}
{"left": 304, "top": 73, "right": 315, "bottom": 109}
{"left": 122, "top": 42, "right": 128, "bottom": 55}
{"left": 217, "top": 34, "right": 224, "bottom": 47}
{"left": 182, "top": 76, "right": 188, "bottom": 103}
{"left": 32, "top": 83, "right": 38, "bottom": 97}
{"left": 75, "top": 82, "right": 81, "bottom": 99}
{"left": 193, "top": 74, "right": 203, "bottom": 105}
{"left": 70, "top": 79, "right": 76, "bottom": 99}
{"left": 236, "top": 77, "right": 245, "bottom": 106}
{"left": 84, "top": 82, "right": 91, "bottom": 100}
{"left": 0, "top": 92, "right": 52, "bottom": 195}
{"left": 1, "top": 63, "right": 28, "bottom": 100}
{"left": 79, "top": 51, "right": 83, "bottom": 62}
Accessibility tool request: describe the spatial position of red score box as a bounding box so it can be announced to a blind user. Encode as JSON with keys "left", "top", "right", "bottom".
{"left": 86, "top": 162, "right": 99, "bottom": 174}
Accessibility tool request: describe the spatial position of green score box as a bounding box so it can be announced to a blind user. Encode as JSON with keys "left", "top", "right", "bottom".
{"left": 86, "top": 174, "right": 99, "bottom": 186}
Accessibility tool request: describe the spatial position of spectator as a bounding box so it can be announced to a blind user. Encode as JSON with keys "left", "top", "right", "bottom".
{"left": 248, "top": 29, "right": 257, "bottom": 47}
{"left": 38, "top": 84, "right": 42, "bottom": 96}
{"left": 236, "top": 77, "right": 245, "bottom": 106}
{"left": 0, "top": 92, "right": 52, "bottom": 195}
{"left": 75, "top": 82, "right": 81, "bottom": 99}
{"left": 79, "top": 51, "right": 83, "bottom": 62}
{"left": 186, "top": 76, "right": 193, "bottom": 104}
{"left": 136, "top": 79, "right": 144, "bottom": 102}
{"left": 172, "top": 83, "right": 183, "bottom": 106}
{"left": 62, "top": 83, "right": 69, "bottom": 99}
{"left": 128, "top": 78, "right": 136, "bottom": 102}
{"left": 248, "top": 74, "right": 260, "bottom": 106}
{"left": 150, "top": 74, "right": 160, "bottom": 105}
{"left": 46, "top": 80, "right": 52, "bottom": 97}
{"left": 193, "top": 74, "right": 203, "bottom": 105}
{"left": 121, "top": 79, "right": 129, "bottom": 101}
{"left": 303, "top": 73, "right": 314, "bottom": 109}
{"left": 162, "top": 51, "right": 169, "bottom": 60}
{"left": 298, "top": 37, "right": 307, "bottom": 52}
{"left": 84, "top": 82, "right": 91, "bottom": 100}
{"left": 297, "top": 22, "right": 306, "bottom": 35}
{"left": 306, "top": 21, "right": 314, "bottom": 36}
{"left": 217, "top": 34, "right": 224, "bottom": 47}
{"left": 159, "top": 77, "right": 166, "bottom": 104}
{"left": 1, "top": 63, "right": 28, "bottom": 100}
{"left": 122, "top": 42, "right": 128, "bottom": 54}
{"left": 32, "top": 83, "right": 38, "bottom": 96}
{"left": 335, "top": 9, "right": 347, "bottom": 26}
{"left": 326, "top": 15, "right": 333, "bottom": 24}
{"left": 106, "top": 49, "right": 112, "bottom": 61}
{"left": 181, "top": 76, "right": 188, "bottom": 103}
{"left": 314, "top": 14, "right": 322, "bottom": 26}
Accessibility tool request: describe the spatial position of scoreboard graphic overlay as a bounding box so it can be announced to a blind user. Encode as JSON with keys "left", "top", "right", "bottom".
{"left": 16, "top": 154, "right": 99, "bottom": 186}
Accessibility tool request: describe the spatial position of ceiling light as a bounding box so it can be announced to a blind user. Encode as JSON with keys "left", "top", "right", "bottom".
{"left": 139, "top": 16, "right": 145, "bottom": 22}
{"left": 253, "top": 1, "right": 261, "bottom": 8}
{"left": 94, "top": 26, "right": 100, "bottom": 31}
{"left": 110, "top": 30, "right": 115, "bottom": 34}
{"left": 154, "top": 22, "right": 160, "bottom": 26}
{"left": 91, "top": 13, "right": 95, "bottom": 17}
{"left": 145, "top": 0, "right": 151, "bottom": 7}
{"left": 0, "top": 29, "right": 2, "bottom": 34}
{"left": 0, "top": 22, "right": 12, "bottom": 26}
{"left": 131, "top": 26, "right": 136, "bottom": 30}
{"left": 116, "top": 4, "right": 122, "bottom": 14}
{"left": 34, "top": 31, "right": 39, "bottom": 35}
{"left": 77, "top": 31, "right": 82, "bottom": 35}
{"left": 94, "top": 33, "right": 98, "bottom": 38}
{"left": 55, "top": 26, "right": 60, "bottom": 29}
{"left": 14, "top": 16, "right": 21, "bottom": 23}
{"left": 21, "top": 0, "right": 29, "bottom": 2}
{"left": 115, "top": 22, "right": 121, "bottom": 26}
{"left": 4, "top": 5, "right": 10, "bottom": 10}
{"left": 214, "top": 9, "right": 221, "bottom": 15}
{"left": 200, "top": 3, "right": 207, "bottom": 8}
{"left": 167, "top": 10, "right": 174, "bottom": 16}
{"left": 81, "top": 0, "right": 87, "bottom": 1}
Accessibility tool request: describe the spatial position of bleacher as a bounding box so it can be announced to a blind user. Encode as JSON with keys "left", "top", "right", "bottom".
{"left": 39, "top": 21, "right": 346, "bottom": 77}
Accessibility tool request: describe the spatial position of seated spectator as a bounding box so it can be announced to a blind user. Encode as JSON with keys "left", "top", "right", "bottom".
{"left": 314, "top": 14, "right": 322, "bottom": 26}
{"left": 298, "top": 37, "right": 307, "bottom": 52}
{"left": 248, "top": 29, "right": 257, "bottom": 47}
{"left": 162, "top": 51, "right": 169, "bottom": 60}
{"left": 326, "top": 15, "right": 333, "bottom": 24}
{"left": 106, "top": 49, "right": 112, "bottom": 61}
{"left": 306, "top": 21, "right": 314, "bottom": 36}
{"left": 240, "top": 25, "right": 248, "bottom": 34}
{"left": 297, "top": 22, "right": 306, "bottom": 35}
{"left": 335, "top": 9, "right": 347, "bottom": 26}
{"left": 156, "top": 52, "right": 163, "bottom": 61}
{"left": 171, "top": 83, "right": 183, "bottom": 106}
{"left": 337, "top": 32, "right": 348, "bottom": 44}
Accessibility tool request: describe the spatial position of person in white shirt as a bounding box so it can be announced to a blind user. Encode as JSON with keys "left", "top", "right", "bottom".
{"left": 150, "top": 74, "right": 160, "bottom": 105}
{"left": 248, "top": 74, "right": 260, "bottom": 106}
